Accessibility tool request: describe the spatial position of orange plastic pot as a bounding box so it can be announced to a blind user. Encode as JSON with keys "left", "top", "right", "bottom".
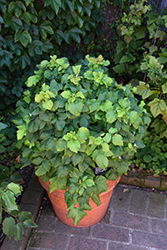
{"left": 38, "top": 175, "right": 121, "bottom": 227}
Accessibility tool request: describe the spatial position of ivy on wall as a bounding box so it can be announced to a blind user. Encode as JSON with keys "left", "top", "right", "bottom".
{"left": 0, "top": 0, "right": 103, "bottom": 110}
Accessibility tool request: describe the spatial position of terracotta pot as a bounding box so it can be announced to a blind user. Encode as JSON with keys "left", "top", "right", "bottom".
{"left": 38, "top": 175, "right": 121, "bottom": 227}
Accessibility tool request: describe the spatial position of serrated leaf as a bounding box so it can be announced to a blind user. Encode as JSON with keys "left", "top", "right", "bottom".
{"left": 106, "top": 110, "right": 117, "bottom": 123}
{"left": 42, "top": 99, "right": 53, "bottom": 110}
{"left": 7, "top": 183, "right": 22, "bottom": 196}
{"left": 67, "top": 102, "right": 82, "bottom": 116}
{"left": 135, "top": 82, "right": 151, "bottom": 99}
{"left": 95, "top": 175, "right": 107, "bottom": 193}
{"left": 112, "top": 134, "right": 123, "bottom": 146}
{"left": 67, "top": 207, "right": 87, "bottom": 225}
{"left": 95, "top": 154, "right": 108, "bottom": 170}
{"left": 2, "top": 190, "right": 18, "bottom": 211}
{"left": 77, "top": 127, "right": 89, "bottom": 140}
{"left": 61, "top": 90, "right": 71, "bottom": 99}
{"left": 32, "top": 157, "right": 43, "bottom": 165}
{"left": 91, "top": 193, "right": 101, "bottom": 206}
{"left": 71, "top": 154, "right": 82, "bottom": 166}
{"left": 56, "top": 139, "right": 67, "bottom": 151}
{"left": 162, "top": 83, "right": 167, "bottom": 94}
{"left": 67, "top": 140, "right": 80, "bottom": 153}
{"left": 148, "top": 98, "right": 167, "bottom": 117}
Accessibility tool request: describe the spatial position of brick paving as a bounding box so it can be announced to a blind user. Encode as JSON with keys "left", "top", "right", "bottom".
{"left": 26, "top": 185, "right": 167, "bottom": 250}
{"left": 1, "top": 176, "right": 167, "bottom": 250}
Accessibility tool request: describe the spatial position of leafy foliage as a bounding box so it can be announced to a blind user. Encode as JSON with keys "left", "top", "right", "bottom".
{"left": 0, "top": 0, "right": 103, "bottom": 110}
{"left": 15, "top": 54, "right": 150, "bottom": 225}
{"left": 135, "top": 55, "right": 167, "bottom": 134}
{"left": 134, "top": 123, "right": 167, "bottom": 175}
{"left": 0, "top": 119, "right": 37, "bottom": 242}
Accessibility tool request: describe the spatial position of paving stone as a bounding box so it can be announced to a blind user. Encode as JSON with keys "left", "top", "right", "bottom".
{"left": 54, "top": 219, "right": 91, "bottom": 236}
{"left": 21, "top": 190, "right": 42, "bottom": 205}
{"left": 108, "top": 242, "right": 148, "bottom": 250}
{"left": 36, "top": 216, "right": 58, "bottom": 232}
{"left": 27, "top": 178, "right": 43, "bottom": 192}
{"left": 132, "top": 230, "right": 167, "bottom": 249}
{"left": 20, "top": 203, "right": 36, "bottom": 215}
{"left": 29, "top": 232, "right": 69, "bottom": 250}
{"left": 1, "top": 235, "right": 28, "bottom": 250}
{"left": 144, "top": 177, "right": 160, "bottom": 189}
{"left": 129, "top": 189, "right": 148, "bottom": 215}
{"left": 112, "top": 211, "right": 149, "bottom": 231}
{"left": 151, "top": 219, "right": 167, "bottom": 234}
{"left": 92, "top": 224, "right": 129, "bottom": 242}
{"left": 100, "top": 210, "right": 111, "bottom": 224}
{"left": 148, "top": 193, "right": 166, "bottom": 219}
{"left": 68, "top": 236, "right": 107, "bottom": 250}
{"left": 40, "top": 198, "right": 55, "bottom": 217}
{"left": 110, "top": 186, "right": 131, "bottom": 212}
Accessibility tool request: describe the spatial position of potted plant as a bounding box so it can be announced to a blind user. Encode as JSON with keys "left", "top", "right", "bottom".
{"left": 15, "top": 54, "right": 151, "bottom": 227}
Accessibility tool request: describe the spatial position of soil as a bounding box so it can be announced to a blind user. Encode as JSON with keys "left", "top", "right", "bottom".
{"left": 0, "top": 164, "right": 34, "bottom": 247}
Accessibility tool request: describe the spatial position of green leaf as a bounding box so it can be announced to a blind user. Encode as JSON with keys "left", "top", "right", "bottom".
{"left": 39, "top": 21, "right": 53, "bottom": 39}
{"left": 67, "top": 207, "right": 87, "bottom": 226}
{"left": 77, "top": 127, "right": 89, "bottom": 140}
{"left": 162, "top": 83, "right": 167, "bottom": 94}
{"left": 14, "top": 31, "right": 32, "bottom": 47}
{"left": 0, "top": 122, "right": 8, "bottom": 130}
{"left": 91, "top": 193, "right": 101, "bottom": 206}
{"left": 95, "top": 175, "right": 107, "bottom": 193}
{"left": 135, "top": 82, "right": 151, "bottom": 99}
{"left": 106, "top": 110, "right": 117, "bottom": 123}
{"left": 67, "top": 140, "right": 80, "bottom": 153}
{"left": 7, "top": 183, "right": 22, "bottom": 196}
{"left": 42, "top": 100, "right": 53, "bottom": 110}
{"left": 56, "top": 139, "right": 67, "bottom": 151}
{"left": 95, "top": 154, "right": 108, "bottom": 170}
{"left": 112, "top": 134, "right": 123, "bottom": 146}
{"left": 78, "top": 196, "right": 91, "bottom": 210}
{"left": 19, "top": 211, "right": 33, "bottom": 222}
{"left": 11, "top": 17, "right": 22, "bottom": 32}
{"left": 61, "top": 90, "right": 71, "bottom": 99}
{"left": 67, "top": 102, "right": 83, "bottom": 116}
{"left": 68, "top": 27, "right": 82, "bottom": 43}
{"left": 71, "top": 153, "right": 83, "bottom": 166}
{"left": 66, "top": 0, "right": 74, "bottom": 11}
{"left": 50, "top": 0, "right": 60, "bottom": 14}
{"left": 3, "top": 217, "right": 15, "bottom": 239}
{"left": 14, "top": 54, "right": 31, "bottom": 69}
{"left": 14, "top": 223, "right": 24, "bottom": 241}
{"left": 2, "top": 190, "right": 18, "bottom": 211}
{"left": 143, "top": 154, "right": 152, "bottom": 163}
{"left": 85, "top": 178, "right": 94, "bottom": 187}
{"left": 148, "top": 99, "right": 167, "bottom": 117}
{"left": 17, "top": 125, "right": 27, "bottom": 140}
{"left": 23, "top": 219, "right": 38, "bottom": 228}
{"left": 32, "top": 157, "right": 43, "bottom": 165}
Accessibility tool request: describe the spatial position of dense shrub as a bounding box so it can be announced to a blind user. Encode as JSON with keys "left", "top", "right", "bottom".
{"left": 0, "top": 0, "right": 103, "bottom": 111}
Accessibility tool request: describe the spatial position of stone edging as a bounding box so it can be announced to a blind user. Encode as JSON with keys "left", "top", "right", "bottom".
{"left": 120, "top": 172, "right": 167, "bottom": 190}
